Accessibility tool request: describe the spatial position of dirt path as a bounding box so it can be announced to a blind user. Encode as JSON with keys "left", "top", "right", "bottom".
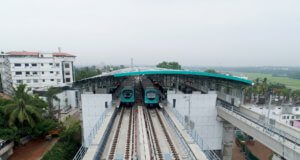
{"left": 9, "top": 138, "right": 58, "bottom": 160}
{"left": 232, "top": 139, "right": 246, "bottom": 160}
{"left": 232, "top": 139, "right": 273, "bottom": 160}
{"left": 247, "top": 141, "right": 272, "bottom": 160}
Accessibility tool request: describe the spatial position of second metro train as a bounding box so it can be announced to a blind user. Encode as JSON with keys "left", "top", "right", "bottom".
{"left": 140, "top": 77, "right": 160, "bottom": 107}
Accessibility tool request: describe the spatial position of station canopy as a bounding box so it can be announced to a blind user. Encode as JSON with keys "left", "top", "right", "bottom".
{"left": 77, "top": 67, "right": 253, "bottom": 85}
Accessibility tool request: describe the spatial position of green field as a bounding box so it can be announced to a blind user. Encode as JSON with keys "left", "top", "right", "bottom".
{"left": 244, "top": 73, "right": 300, "bottom": 90}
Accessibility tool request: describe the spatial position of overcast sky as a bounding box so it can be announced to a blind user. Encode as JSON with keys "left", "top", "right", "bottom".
{"left": 1, "top": 0, "right": 300, "bottom": 67}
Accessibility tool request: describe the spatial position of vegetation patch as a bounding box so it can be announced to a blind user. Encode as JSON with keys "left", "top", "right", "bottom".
{"left": 42, "top": 117, "right": 81, "bottom": 160}
{"left": 245, "top": 72, "right": 300, "bottom": 90}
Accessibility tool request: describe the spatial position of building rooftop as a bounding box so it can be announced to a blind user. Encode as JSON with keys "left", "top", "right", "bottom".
{"left": 6, "top": 51, "right": 39, "bottom": 56}
{"left": 5, "top": 51, "right": 75, "bottom": 57}
{"left": 53, "top": 52, "right": 76, "bottom": 57}
{"left": 77, "top": 67, "right": 253, "bottom": 85}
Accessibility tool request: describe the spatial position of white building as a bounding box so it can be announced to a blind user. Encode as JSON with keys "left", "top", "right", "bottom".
{"left": 0, "top": 51, "right": 76, "bottom": 94}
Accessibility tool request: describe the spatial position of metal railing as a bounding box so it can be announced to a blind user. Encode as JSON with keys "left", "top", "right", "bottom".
{"left": 162, "top": 109, "right": 197, "bottom": 160}
{"left": 218, "top": 100, "right": 300, "bottom": 148}
{"left": 73, "top": 107, "right": 114, "bottom": 160}
{"left": 167, "top": 106, "right": 221, "bottom": 160}
{"left": 92, "top": 107, "right": 118, "bottom": 160}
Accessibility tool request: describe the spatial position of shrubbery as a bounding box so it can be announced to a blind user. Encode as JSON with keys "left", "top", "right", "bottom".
{"left": 42, "top": 141, "right": 80, "bottom": 160}
{"left": 42, "top": 117, "right": 81, "bottom": 160}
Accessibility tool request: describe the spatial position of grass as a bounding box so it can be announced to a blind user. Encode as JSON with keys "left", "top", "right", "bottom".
{"left": 243, "top": 73, "right": 300, "bottom": 90}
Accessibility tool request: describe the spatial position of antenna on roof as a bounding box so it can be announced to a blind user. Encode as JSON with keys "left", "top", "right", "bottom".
{"left": 58, "top": 47, "right": 61, "bottom": 53}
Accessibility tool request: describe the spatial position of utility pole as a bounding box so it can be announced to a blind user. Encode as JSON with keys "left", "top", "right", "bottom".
{"left": 131, "top": 58, "right": 133, "bottom": 71}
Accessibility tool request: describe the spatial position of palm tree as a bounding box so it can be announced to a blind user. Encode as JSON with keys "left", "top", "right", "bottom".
{"left": 45, "top": 87, "right": 61, "bottom": 119}
{"left": 2, "top": 84, "right": 42, "bottom": 128}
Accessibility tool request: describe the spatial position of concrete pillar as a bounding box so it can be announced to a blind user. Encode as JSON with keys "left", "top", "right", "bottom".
{"left": 175, "top": 76, "right": 179, "bottom": 93}
{"left": 222, "top": 121, "right": 235, "bottom": 160}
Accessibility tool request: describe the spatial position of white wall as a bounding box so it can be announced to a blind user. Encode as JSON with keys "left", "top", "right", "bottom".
{"left": 167, "top": 93, "right": 223, "bottom": 150}
{"left": 81, "top": 94, "right": 112, "bottom": 147}
{"left": 40, "top": 90, "right": 78, "bottom": 112}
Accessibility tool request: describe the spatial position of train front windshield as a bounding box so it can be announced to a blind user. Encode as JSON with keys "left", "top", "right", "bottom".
{"left": 146, "top": 91, "right": 156, "bottom": 100}
{"left": 123, "top": 90, "right": 133, "bottom": 98}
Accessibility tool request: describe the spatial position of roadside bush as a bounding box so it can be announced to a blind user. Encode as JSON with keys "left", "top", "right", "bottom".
{"left": 42, "top": 141, "right": 80, "bottom": 160}
{"left": 0, "top": 127, "right": 19, "bottom": 142}
{"left": 42, "top": 117, "right": 81, "bottom": 160}
{"left": 33, "top": 119, "right": 59, "bottom": 137}
{"left": 60, "top": 117, "right": 81, "bottom": 143}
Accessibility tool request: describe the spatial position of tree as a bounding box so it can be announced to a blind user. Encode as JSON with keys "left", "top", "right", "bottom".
{"left": 205, "top": 69, "right": 218, "bottom": 74}
{"left": 33, "top": 119, "right": 59, "bottom": 137}
{"left": 156, "top": 61, "right": 181, "bottom": 70}
{"left": 292, "top": 90, "right": 300, "bottom": 103}
{"left": 45, "top": 87, "right": 61, "bottom": 119}
{"left": 75, "top": 66, "right": 101, "bottom": 81}
{"left": 1, "top": 84, "right": 42, "bottom": 128}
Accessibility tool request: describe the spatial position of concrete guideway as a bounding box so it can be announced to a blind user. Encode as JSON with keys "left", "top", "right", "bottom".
{"left": 101, "top": 107, "right": 138, "bottom": 160}
{"left": 239, "top": 106, "right": 300, "bottom": 142}
{"left": 83, "top": 107, "right": 116, "bottom": 160}
{"left": 143, "top": 107, "right": 182, "bottom": 159}
{"left": 217, "top": 106, "right": 300, "bottom": 160}
{"left": 82, "top": 105, "right": 212, "bottom": 160}
{"left": 163, "top": 106, "right": 208, "bottom": 160}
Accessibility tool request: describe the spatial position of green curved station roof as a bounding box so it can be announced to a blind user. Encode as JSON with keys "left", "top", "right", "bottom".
{"left": 113, "top": 69, "right": 252, "bottom": 85}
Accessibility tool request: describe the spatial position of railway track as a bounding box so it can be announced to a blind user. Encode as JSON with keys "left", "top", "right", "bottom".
{"left": 107, "top": 107, "right": 137, "bottom": 160}
{"left": 108, "top": 107, "right": 125, "bottom": 159}
{"left": 144, "top": 107, "right": 181, "bottom": 160}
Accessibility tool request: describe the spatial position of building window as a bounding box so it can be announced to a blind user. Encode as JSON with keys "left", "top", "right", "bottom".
{"left": 16, "top": 80, "right": 23, "bottom": 84}
{"left": 49, "top": 63, "right": 53, "bottom": 66}
{"left": 33, "top": 71, "right": 38, "bottom": 75}
{"left": 50, "top": 71, "right": 54, "bottom": 74}
{"left": 26, "top": 80, "right": 31, "bottom": 83}
{"left": 64, "top": 63, "right": 70, "bottom": 68}
{"left": 32, "top": 63, "right": 37, "bottom": 67}
{"left": 56, "top": 63, "right": 60, "bottom": 67}
{"left": 25, "top": 71, "right": 30, "bottom": 75}
{"left": 41, "top": 63, "right": 44, "bottom": 67}
{"left": 57, "top": 79, "right": 61, "bottom": 83}
{"left": 14, "top": 63, "right": 21, "bottom": 67}
{"left": 42, "top": 71, "right": 44, "bottom": 74}
{"left": 292, "top": 116, "right": 295, "bottom": 119}
{"left": 56, "top": 71, "right": 60, "bottom": 74}
{"left": 25, "top": 63, "right": 29, "bottom": 67}
{"left": 283, "top": 116, "right": 286, "bottom": 119}
{"left": 296, "top": 107, "right": 299, "bottom": 111}
{"left": 51, "top": 79, "right": 54, "bottom": 81}
{"left": 43, "top": 79, "right": 45, "bottom": 82}
{"left": 287, "top": 116, "right": 289, "bottom": 119}
{"left": 65, "top": 71, "right": 70, "bottom": 75}
{"left": 16, "top": 72, "right": 22, "bottom": 75}
{"left": 66, "top": 78, "right": 71, "bottom": 82}
{"left": 33, "top": 79, "right": 38, "bottom": 83}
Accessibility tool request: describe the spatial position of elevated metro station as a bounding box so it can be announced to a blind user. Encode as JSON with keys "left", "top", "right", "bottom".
{"left": 73, "top": 67, "right": 300, "bottom": 160}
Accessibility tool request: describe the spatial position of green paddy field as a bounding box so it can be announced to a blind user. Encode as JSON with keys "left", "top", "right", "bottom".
{"left": 243, "top": 73, "right": 300, "bottom": 90}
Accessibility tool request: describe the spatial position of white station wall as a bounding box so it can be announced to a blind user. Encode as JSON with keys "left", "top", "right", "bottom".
{"left": 167, "top": 92, "right": 223, "bottom": 150}
{"left": 81, "top": 94, "right": 112, "bottom": 147}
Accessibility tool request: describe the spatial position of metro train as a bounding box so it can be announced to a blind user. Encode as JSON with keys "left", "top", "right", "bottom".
{"left": 120, "top": 78, "right": 135, "bottom": 106}
{"left": 141, "top": 77, "right": 160, "bottom": 107}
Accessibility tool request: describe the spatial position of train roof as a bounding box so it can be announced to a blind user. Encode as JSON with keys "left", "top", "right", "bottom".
{"left": 76, "top": 67, "right": 252, "bottom": 85}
